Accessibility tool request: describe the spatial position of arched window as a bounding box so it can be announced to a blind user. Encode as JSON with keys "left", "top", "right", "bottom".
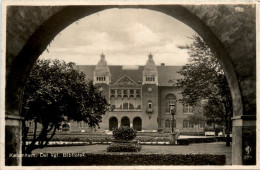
{"left": 123, "top": 103, "right": 128, "bottom": 110}
{"left": 165, "top": 119, "right": 171, "bottom": 128}
{"left": 148, "top": 100, "right": 152, "bottom": 108}
{"left": 165, "top": 94, "right": 176, "bottom": 112}
{"left": 129, "top": 103, "right": 134, "bottom": 110}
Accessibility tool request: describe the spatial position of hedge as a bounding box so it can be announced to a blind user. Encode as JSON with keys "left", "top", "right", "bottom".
{"left": 107, "top": 142, "right": 142, "bottom": 152}
{"left": 177, "top": 137, "right": 232, "bottom": 145}
{"left": 22, "top": 153, "right": 226, "bottom": 165}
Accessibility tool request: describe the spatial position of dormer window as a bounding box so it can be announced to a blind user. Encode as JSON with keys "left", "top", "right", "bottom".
{"left": 97, "top": 76, "right": 106, "bottom": 81}
{"left": 146, "top": 76, "right": 155, "bottom": 81}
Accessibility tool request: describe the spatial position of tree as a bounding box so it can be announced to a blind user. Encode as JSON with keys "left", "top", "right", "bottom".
{"left": 21, "top": 59, "right": 109, "bottom": 153}
{"left": 177, "top": 35, "right": 232, "bottom": 146}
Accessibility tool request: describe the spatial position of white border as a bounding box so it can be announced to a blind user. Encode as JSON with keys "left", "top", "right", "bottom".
{"left": 1, "top": 0, "right": 259, "bottom": 170}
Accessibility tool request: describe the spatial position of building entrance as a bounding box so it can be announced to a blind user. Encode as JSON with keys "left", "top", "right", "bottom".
{"left": 133, "top": 117, "right": 142, "bottom": 131}
{"left": 121, "top": 117, "right": 130, "bottom": 127}
{"left": 109, "top": 117, "right": 118, "bottom": 131}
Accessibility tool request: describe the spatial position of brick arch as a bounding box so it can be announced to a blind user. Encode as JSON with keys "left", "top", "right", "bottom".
{"left": 5, "top": 5, "right": 256, "bottom": 165}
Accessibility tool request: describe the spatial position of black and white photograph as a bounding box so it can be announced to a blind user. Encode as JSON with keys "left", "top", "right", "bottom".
{"left": 1, "top": 0, "right": 259, "bottom": 169}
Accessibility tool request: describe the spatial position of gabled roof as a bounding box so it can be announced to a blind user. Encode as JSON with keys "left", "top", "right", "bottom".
{"left": 77, "top": 65, "right": 183, "bottom": 86}
{"left": 112, "top": 75, "right": 139, "bottom": 86}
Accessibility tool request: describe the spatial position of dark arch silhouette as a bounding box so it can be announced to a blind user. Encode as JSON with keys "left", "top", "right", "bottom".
{"left": 133, "top": 117, "right": 142, "bottom": 131}
{"left": 121, "top": 116, "right": 130, "bottom": 127}
{"left": 109, "top": 117, "right": 118, "bottom": 131}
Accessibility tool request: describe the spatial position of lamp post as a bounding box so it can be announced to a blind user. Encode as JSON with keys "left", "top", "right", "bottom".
{"left": 169, "top": 103, "right": 176, "bottom": 144}
{"left": 170, "top": 103, "right": 176, "bottom": 133}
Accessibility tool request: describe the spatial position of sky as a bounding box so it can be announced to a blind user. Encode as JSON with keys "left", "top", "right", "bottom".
{"left": 40, "top": 8, "right": 196, "bottom": 66}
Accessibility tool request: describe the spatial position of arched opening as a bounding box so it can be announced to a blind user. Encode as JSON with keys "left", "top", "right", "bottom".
{"left": 61, "top": 123, "right": 70, "bottom": 131}
{"left": 133, "top": 117, "right": 142, "bottom": 131}
{"left": 121, "top": 116, "right": 130, "bottom": 127}
{"left": 109, "top": 117, "right": 118, "bottom": 131}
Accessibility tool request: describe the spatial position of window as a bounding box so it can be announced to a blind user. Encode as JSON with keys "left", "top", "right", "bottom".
{"left": 123, "top": 103, "right": 128, "bottom": 110}
{"left": 129, "top": 103, "right": 134, "bottom": 110}
{"left": 183, "top": 105, "right": 188, "bottom": 113}
{"left": 183, "top": 120, "right": 194, "bottom": 128}
{"left": 189, "top": 106, "right": 193, "bottom": 113}
{"left": 199, "top": 123, "right": 205, "bottom": 128}
{"left": 111, "top": 105, "right": 115, "bottom": 110}
{"left": 189, "top": 121, "right": 194, "bottom": 128}
{"left": 165, "top": 94, "right": 176, "bottom": 113}
{"left": 183, "top": 120, "right": 188, "bottom": 128}
{"left": 165, "top": 119, "right": 171, "bottom": 128}
{"left": 148, "top": 101, "right": 152, "bottom": 108}
{"left": 111, "top": 89, "right": 115, "bottom": 94}
{"left": 183, "top": 104, "right": 193, "bottom": 113}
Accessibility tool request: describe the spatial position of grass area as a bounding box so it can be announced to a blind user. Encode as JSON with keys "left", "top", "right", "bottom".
{"left": 32, "top": 142, "right": 232, "bottom": 165}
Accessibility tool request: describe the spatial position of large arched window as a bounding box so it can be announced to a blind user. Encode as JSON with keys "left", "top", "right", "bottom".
{"left": 165, "top": 94, "right": 176, "bottom": 112}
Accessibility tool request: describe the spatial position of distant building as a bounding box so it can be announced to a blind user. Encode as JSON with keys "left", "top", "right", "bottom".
{"left": 26, "top": 53, "right": 205, "bottom": 133}
{"left": 69, "top": 53, "right": 205, "bottom": 133}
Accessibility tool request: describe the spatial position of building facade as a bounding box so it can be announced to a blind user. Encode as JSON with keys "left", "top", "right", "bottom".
{"left": 70, "top": 53, "right": 205, "bottom": 133}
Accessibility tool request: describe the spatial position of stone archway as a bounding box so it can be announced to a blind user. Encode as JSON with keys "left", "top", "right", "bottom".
{"left": 121, "top": 117, "right": 130, "bottom": 127}
{"left": 109, "top": 117, "right": 118, "bottom": 131}
{"left": 133, "top": 117, "right": 142, "bottom": 131}
{"left": 4, "top": 4, "right": 256, "bottom": 165}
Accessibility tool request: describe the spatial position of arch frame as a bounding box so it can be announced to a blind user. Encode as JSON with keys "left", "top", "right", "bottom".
{"left": 4, "top": 5, "right": 254, "bottom": 165}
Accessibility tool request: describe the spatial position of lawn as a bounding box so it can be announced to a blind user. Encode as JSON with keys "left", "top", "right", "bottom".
{"left": 32, "top": 142, "right": 232, "bottom": 165}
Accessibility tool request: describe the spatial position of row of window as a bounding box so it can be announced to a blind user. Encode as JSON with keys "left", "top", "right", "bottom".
{"left": 165, "top": 119, "right": 205, "bottom": 128}
{"left": 110, "top": 95, "right": 141, "bottom": 98}
{"left": 111, "top": 89, "right": 141, "bottom": 95}
{"left": 146, "top": 76, "right": 155, "bottom": 81}
{"left": 96, "top": 76, "right": 106, "bottom": 81}
{"left": 110, "top": 104, "right": 141, "bottom": 110}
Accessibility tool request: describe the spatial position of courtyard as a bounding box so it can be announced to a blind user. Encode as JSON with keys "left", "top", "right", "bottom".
{"left": 32, "top": 142, "right": 232, "bottom": 165}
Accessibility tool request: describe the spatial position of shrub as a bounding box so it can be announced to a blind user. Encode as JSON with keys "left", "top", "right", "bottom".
{"left": 113, "top": 126, "right": 137, "bottom": 141}
{"left": 107, "top": 142, "right": 142, "bottom": 152}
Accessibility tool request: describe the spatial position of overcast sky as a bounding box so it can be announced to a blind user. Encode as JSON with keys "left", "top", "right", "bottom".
{"left": 40, "top": 8, "right": 196, "bottom": 66}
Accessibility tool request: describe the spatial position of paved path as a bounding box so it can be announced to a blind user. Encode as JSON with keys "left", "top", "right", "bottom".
{"left": 33, "top": 142, "right": 232, "bottom": 165}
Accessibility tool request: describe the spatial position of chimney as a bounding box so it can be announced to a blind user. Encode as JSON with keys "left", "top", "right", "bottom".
{"left": 161, "top": 63, "right": 165, "bottom": 66}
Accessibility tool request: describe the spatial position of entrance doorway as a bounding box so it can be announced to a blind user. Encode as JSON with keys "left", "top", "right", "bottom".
{"left": 133, "top": 117, "right": 142, "bottom": 131}
{"left": 109, "top": 117, "right": 118, "bottom": 131}
{"left": 121, "top": 117, "right": 130, "bottom": 127}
